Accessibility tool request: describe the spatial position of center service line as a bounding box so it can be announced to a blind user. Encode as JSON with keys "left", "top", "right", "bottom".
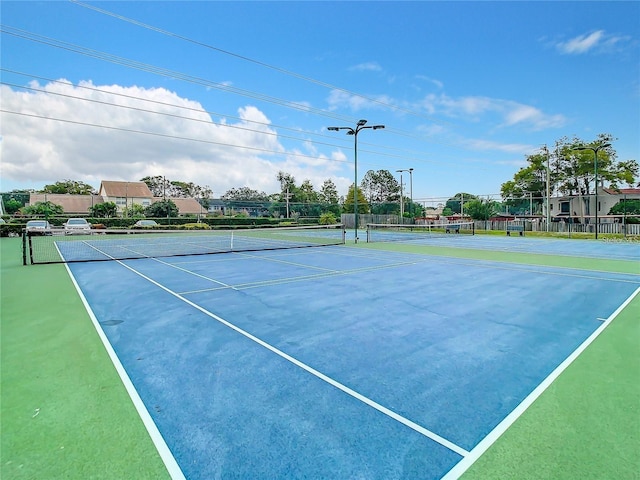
{"left": 118, "top": 258, "right": 470, "bottom": 458}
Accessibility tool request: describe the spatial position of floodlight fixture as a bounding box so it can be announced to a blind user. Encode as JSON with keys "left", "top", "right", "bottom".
{"left": 326, "top": 119, "right": 385, "bottom": 242}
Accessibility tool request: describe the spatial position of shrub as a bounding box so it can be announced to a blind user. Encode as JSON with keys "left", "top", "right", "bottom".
{"left": 181, "top": 223, "right": 211, "bottom": 230}
{"left": 319, "top": 212, "right": 337, "bottom": 225}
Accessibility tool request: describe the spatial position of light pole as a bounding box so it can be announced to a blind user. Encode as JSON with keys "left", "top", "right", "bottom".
{"left": 543, "top": 145, "right": 550, "bottom": 232}
{"left": 409, "top": 168, "right": 413, "bottom": 218}
{"left": 396, "top": 168, "right": 413, "bottom": 217}
{"left": 397, "top": 168, "right": 413, "bottom": 221}
{"left": 574, "top": 142, "right": 611, "bottom": 239}
{"left": 396, "top": 170, "right": 405, "bottom": 219}
{"left": 328, "top": 119, "right": 385, "bottom": 242}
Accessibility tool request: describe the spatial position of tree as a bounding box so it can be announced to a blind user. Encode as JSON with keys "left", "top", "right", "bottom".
{"left": 41, "top": 180, "right": 95, "bottom": 195}
{"left": 501, "top": 151, "right": 546, "bottom": 214}
{"left": 445, "top": 193, "right": 477, "bottom": 215}
{"left": 221, "top": 187, "right": 268, "bottom": 201}
{"left": 140, "top": 176, "right": 170, "bottom": 197}
{"left": 276, "top": 171, "right": 302, "bottom": 205}
{"left": 4, "top": 198, "right": 22, "bottom": 214}
{"left": 319, "top": 179, "right": 339, "bottom": 204}
{"left": 21, "top": 201, "right": 63, "bottom": 217}
{"left": 463, "top": 198, "right": 499, "bottom": 221}
{"left": 361, "top": 170, "right": 400, "bottom": 203}
{"left": 504, "top": 134, "right": 638, "bottom": 205}
{"left": 89, "top": 201, "right": 118, "bottom": 218}
{"left": 145, "top": 199, "right": 178, "bottom": 218}
{"left": 140, "top": 177, "right": 213, "bottom": 207}
{"left": 123, "top": 203, "right": 146, "bottom": 218}
{"left": 2, "top": 190, "right": 31, "bottom": 213}
{"left": 609, "top": 199, "right": 640, "bottom": 224}
{"left": 343, "top": 185, "right": 369, "bottom": 214}
{"left": 298, "top": 179, "right": 319, "bottom": 203}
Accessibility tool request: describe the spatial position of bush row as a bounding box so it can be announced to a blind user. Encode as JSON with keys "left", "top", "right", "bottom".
{"left": 0, "top": 216, "right": 320, "bottom": 237}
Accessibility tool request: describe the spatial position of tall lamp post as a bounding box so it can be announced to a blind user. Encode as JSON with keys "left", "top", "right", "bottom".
{"left": 328, "top": 119, "right": 385, "bottom": 242}
{"left": 574, "top": 142, "right": 611, "bottom": 239}
{"left": 396, "top": 168, "right": 413, "bottom": 220}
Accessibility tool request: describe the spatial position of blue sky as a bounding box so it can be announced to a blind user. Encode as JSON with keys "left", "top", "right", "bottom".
{"left": 1, "top": 1, "right": 638, "bottom": 205}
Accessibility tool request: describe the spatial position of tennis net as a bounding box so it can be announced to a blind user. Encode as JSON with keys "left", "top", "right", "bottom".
{"left": 23, "top": 224, "right": 346, "bottom": 265}
{"left": 366, "top": 222, "right": 475, "bottom": 243}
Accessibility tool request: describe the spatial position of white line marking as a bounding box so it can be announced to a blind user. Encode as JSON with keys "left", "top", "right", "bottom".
{"left": 63, "top": 263, "right": 186, "bottom": 480}
{"left": 441, "top": 285, "right": 640, "bottom": 480}
{"left": 116, "top": 259, "right": 469, "bottom": 458}
{"left": 149, "top": 256, "right": 237, "bottom": 290}
{"left": 232, "top": 250, "right": 341, "bottom": 273}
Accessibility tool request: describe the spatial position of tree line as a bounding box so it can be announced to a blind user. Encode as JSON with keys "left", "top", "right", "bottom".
{"left": 3, "top": 132, "right": 637, "bottom": 221}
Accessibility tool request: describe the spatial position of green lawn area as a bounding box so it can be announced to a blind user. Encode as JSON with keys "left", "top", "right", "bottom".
{"left": 1, "top": 238, "right": 169, "bottom": 480}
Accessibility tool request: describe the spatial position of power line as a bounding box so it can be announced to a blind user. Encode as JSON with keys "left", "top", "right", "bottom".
{"left": 0, "top": 109, "right": 352, "bottom": 164}
{"left": 70, "top": 0, "right": 450, "bottom": 127}
{"left": 1, "top": 71, "right": 465, "bottom": 167}
{"left": 1, "top": 28, "right": 471, "bottom": 158}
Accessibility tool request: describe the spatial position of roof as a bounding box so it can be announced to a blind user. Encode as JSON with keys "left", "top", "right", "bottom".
{"left": 29, "top": 194, "right": 103, "bottom": 214}
{"left": 602, "top": 188, "right": 640, "bottom": 195}
{"left": 154, "top": 197, "right": 204, "bottom": 215}
{"left": 99, "top": 181, "right": 153, "bottom": 198}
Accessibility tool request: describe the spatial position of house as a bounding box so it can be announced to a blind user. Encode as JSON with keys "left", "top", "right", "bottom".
{"left": 549, "top": 187, "right": 640, "bottom": 223}
{"left": 207, "top": 199, "right": 226, "bottom": 216}
{"left": 98, "top": 181, "right": 154, "bottom": 214}
{"left": 29, "top": 193, "right": 103, "bottom": 215}
{"left": 159, "top": 197, "right": 204, "bottom": 216}
{"left": 27, "top": 181, "right": 209, "bottom": 217}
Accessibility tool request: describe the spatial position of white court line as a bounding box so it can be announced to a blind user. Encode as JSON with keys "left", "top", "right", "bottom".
{"left": 232, "top": 250, "right": 341, "bottom": 273}
{"left": 178, "top": 256, "right": 434, "bottom": 295}
{"left": 441, "top": 285, "right": 640, "bottom": 480}
{"left": 113, "top": 259, "right": 470, "bottom": 458}
{"left": 63, "top": 263, "right": 186, "bottom": 480}
{"left": 149, "top": 256, "right": 238, "bottom": 290}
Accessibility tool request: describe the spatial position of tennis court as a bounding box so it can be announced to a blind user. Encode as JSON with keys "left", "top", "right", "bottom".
{"left": 365, "top": 223, "right": 640, "bottom": 261}
{"left": 50, "top": 228, "right": 640, "bottom": 479}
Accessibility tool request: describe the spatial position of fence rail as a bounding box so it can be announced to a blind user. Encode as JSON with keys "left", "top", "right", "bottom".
{"left": 473, "top": 220, "right": 640, "bottom": 236}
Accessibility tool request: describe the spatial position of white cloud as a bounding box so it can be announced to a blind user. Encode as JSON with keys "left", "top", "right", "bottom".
{"left": 0, "top": 81, "right": 348, "bottom": 196}
{"left": 555, "top": 30, "right": 632, "bottom": 55}
{"left": 326, "top": 89, "right": 393, "bottom": 112}
{"left": 463, "top": 139, "right": 534, "bottom": 155}
{"left": 418, "top": 93, "right": 566, "bottom": 130}
{"left": 415, "top": 75, "right": 444, "bottom": 89}
{"left": 349, "top": 62, "right": 382, "bottom": 72}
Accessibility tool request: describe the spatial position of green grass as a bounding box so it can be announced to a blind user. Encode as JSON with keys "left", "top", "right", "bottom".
{"left": 1, "top": 238, "right": 169, "bottom": 480}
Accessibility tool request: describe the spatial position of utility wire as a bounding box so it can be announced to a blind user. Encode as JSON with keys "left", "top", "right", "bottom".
{"left": 1, "top": 27, "right": 467, "bottom": 154}
{"left": 2, "top": 69, "right": 465, "bottom": 164}
{"left": 70, "top": 0, "right": 449, "bottom": 127}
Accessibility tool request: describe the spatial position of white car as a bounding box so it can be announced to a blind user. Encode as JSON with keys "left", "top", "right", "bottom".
{"left": 26, "top": 220, "right": 53, "bottom": 235}
{"left": 64, "top": 218, "right": 92, "bottom": 235}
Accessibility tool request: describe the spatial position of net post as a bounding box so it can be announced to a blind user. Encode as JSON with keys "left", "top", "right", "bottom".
{"left": 22, "top": 231, "right": 28, "bottom": 265}
{"left": 472, "top": 221, "right": 475, "bottom": 235}
{"left": 28, "top": 232, "right": 34, "bottom": 265}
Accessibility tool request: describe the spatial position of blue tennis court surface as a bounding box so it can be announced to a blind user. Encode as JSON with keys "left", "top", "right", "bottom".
{"left": 67, "top": 244, "right": 640, "bottom": 479}
{"left": 367, "top": 231, "right": 640, "bottom": 262}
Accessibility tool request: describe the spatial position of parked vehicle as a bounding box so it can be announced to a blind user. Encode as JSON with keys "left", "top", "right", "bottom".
{"left": 26, "top": 220, "right": 53, "bottom": 235}
{"left": 64, "top": 218, "right": 91, "bottom": 235}
{"left": 132, "top": 219, "right": 158, "bottom": 228}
